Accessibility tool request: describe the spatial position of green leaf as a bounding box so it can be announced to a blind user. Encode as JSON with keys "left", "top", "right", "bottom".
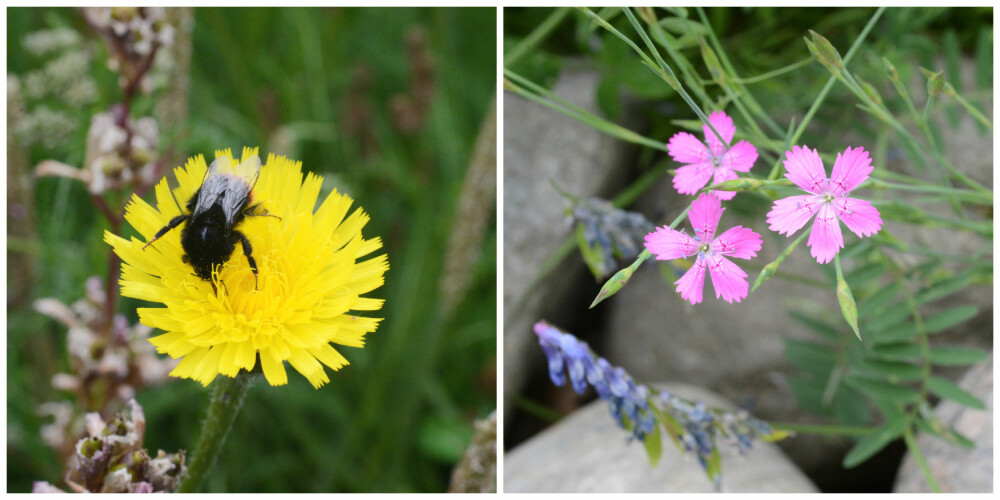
{"left": 844, "top": 261, "right": 886, "bottom": 289}
{"left": 922, "top": 305, "right": 978, "bottom": 334}
{"left": 705, "top": 447, "right": 722, "bottom": 486}
{"left": 653, "top": 407, "right": 685, "bottom": 452}
{"left": 642, "top": 421, "right": 663, "bottom": 466}
{"left": 873, "top": 323, "right": 919, "bottom": 344}
{"left": 975, "top": 26, "right": 992, "bottom": 92}
{"left": 914, "top": 415, "right": 976, "bottom": 449}
{"left": 785, "top": 339, "right": 836, "bottom": 376}
{"left": 870, "top": 342, "right": 922, "bottom": 361}
{"left": 659, "top": 17, "right": 707, "bottom": 36}
{"left": 865, "top": 304, "right": 911, "bottom": 333}
{"left": 843, "top": 417, "right": 909, "bottom": 468}
{"left": 837, "top": 278, "right": 861, "bottom": 340}
{"left": 788, "top": 374, "right": 830, "bottom": 416}
{"left": 575, "top": 223, "right": 608, "bottom": 280}
{"left": 914, "top": 271, "right": 971, "bottom": 305}
{"left": 788, "top": 311, "right": 841, "bottom": 341}
{"left": 845, "top": 375, "right": 920, "bottom": 404}
{"left": 851, "top": 359, "right": 923, "bottom": 381}
{"left": 927, "top": 376, "right": 986, "bottom": 410}
{"left": 595, "top": 77, "right": 622, "bottom": 120}
{"left": 699, "top": 41, "right": 725, "bottom": 85}
{"left": 927, "top": 346, "right": 990, "bottom": 366}
{"left": 943, "top": 29, "right": 961, "bottom": 126}
{"left": 858, "top": 282, "right": 902, "bottom": 317}
{"left": 833, "top": 384, "right": 872, "bottom": 426}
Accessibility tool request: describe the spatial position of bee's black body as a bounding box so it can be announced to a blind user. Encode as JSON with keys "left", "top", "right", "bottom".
{"left": 143, "top": 155, "right": 278, "bottom": 293}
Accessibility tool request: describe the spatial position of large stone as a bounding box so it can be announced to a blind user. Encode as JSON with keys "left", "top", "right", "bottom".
{"left": 504, "top": 382, "right": 819, "bottom": 492}
{"left": 894, "top": 356, "right": 992, "bottom": 493}
{"left": 502, "top": 66, "right": 635, "bottom": 423}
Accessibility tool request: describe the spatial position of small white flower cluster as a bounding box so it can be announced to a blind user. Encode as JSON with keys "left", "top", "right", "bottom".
{"left": 34, "top": 111, "right": 161, "bottom": 195}
{"left": 81, "top": 7, "right": 175, "bottom": 73}
{"left": 33, "top": 400, "right": 186, "bottom": 493}
{"left": 9, "top": 27, "right": 99, "bottom": 149}
{"left": 33, "top": 277, "right": 177, "bottom": 457}
{"left": 84, "top": 111, "right": 160, "bottom": 193}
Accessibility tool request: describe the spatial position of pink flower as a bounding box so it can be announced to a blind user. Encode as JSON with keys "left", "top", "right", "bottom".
{"left": 766, "top": 145, "right": 882, "bottom": 264}
{"left": 644, "top": 193, "right": 762, "bottom": 304}
{"left": 666, "top": 110, "right": 758, "bottom": 201}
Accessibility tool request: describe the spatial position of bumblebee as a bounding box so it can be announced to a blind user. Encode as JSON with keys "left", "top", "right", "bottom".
{"left": 143, "top": 155, "right": 279, "bottom": 294}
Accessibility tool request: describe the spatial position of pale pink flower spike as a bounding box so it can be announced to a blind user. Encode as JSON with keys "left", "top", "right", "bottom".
{"left": 644, "top": 193, "right": 762, "bottom": 304}
{"left": 666, "top": 110, "right": 758, "bottom": 201}
{"left": 766, "top": 145, "right": 883, "bottom": 264}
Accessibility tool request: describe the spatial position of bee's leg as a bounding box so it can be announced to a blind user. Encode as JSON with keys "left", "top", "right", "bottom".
{"left": 235, "top": 231, "right": 259, "bottom": 290}
{"left": 143, "top": 214, "right": 189, "bottom": 250}
{"left": 245, "top": 203, "right": 282, "bottom": 221}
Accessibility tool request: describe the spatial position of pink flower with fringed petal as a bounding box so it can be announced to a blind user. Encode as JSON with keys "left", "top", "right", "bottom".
{"left": 644, "top": 193, "right": 762, "bottom": 304}
{"left": 666, "top": 110, "right": 758, "bottom": 201}
{"left": 766, "top": 145, "right": 883, "bottom": 264}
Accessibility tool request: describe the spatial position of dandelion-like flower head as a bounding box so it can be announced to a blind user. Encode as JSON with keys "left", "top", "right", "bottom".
{"left": 105, "top": 147, "right": 388, "bottom": 388}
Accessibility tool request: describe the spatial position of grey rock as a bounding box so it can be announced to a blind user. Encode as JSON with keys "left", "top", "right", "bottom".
{"left": 503, "top": 66, "right": 635, "bottom": 423}
{"left": 504, "top": 382, "right": 819, "bottom": 492}
{"left": 894, "top": 356, "right": 992, "bottom": 493}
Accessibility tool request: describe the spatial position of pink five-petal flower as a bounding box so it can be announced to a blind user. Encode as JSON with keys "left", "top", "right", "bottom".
{"left": 666, "top": 110, "right": 759, "bottom": 201}
{"left": 766, "top": 145, "right": 883, "bottom": 264}
{"left": 644, "top": 193, "right": 762, "bottom": 305}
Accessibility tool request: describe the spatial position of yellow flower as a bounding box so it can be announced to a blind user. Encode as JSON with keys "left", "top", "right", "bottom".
{"left": 105, "top": 147, "right": 388, "bottom": 388}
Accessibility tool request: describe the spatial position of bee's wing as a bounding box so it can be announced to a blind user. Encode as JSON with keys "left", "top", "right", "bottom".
{"left": 193, "top": 156, "right": 233, "bottom": 214}
{"left": 232, "top": 155, "right": 261, "bottom": 190}
{"left": 218, "top": 155, "right": 261, "bottom": 226}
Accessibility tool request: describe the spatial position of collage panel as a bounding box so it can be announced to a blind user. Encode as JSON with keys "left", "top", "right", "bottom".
{"left": 8, "top": 6, "right": 496, "bottom": 493}
{"left": 503, "top": 6, "right": 992, "bottom": 494}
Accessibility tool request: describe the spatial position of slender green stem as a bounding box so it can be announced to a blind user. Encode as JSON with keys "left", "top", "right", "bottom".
{"left": 505, "top": 7, "right": 570, "bottom": 67}
{"left": 769, "top": 422, "right": 876, "bottom": 436}
{"left": 694, "top": 6, "right": 784, "bottom": 136}
{"left": 620, "top": 8, "right": 729, "bottom": 148}
{"left": 505, "top": 69, "right": 668, "bottom": 152}
{"left": 641, "top": 11, "right": 715, "bottom": 108}
{"left": 903, "top": 427, "right": 942, "bottom": 492}
{"left": 869, "top": 179, "right": 992, "bottom": 205}
{"left": 769, "top": 7, "right": 885, "bottom": 180}
{"left": 949, "top": 91, "right": 992, "bottom": 129}
{"left": 177, "top": 373, "right": 259, "bottom": 493}
{"left": 728, "top": 57, "right": 815, "bottom": 85}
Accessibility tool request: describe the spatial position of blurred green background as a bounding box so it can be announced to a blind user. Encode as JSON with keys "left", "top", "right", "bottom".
{"left": 8, "top": 7, "right": 496, "bottom": 492}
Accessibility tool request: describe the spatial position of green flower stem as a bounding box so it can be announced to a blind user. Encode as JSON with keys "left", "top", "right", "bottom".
{"left": 178, "top": 372, "right": 259, "bottom": 493}
{"left": 769, "top": 422, "right": 876, "bottom": 436}
{"left": 868, "top": 179, "right": 992, "bottom": 205}
{"left": 768, "top": 7, "right": 885, "bottom": 180}
{"left": 694, "top": 7, "right": 784, "bottom": 137}
{"left": 504, "top": 69, "right": 668, "bottom": 152}
{"left": 723, "top": 57, "right": 815, "bottom": 85}
{"left": 948, "top": 90, "right": 992, "bottom": 130}
{"left": 618, "top": 8, "right": 730, "bottom": 149}
{"left": 641, "top": 12, "right": 715, "bottom": 107}
{"left": 903, "top": 427, "right": 942, "bottom": 493}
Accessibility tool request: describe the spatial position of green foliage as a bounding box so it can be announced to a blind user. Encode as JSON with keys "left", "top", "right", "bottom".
{"left": 8, "top": 7, "right": 495, "bottom": 493}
